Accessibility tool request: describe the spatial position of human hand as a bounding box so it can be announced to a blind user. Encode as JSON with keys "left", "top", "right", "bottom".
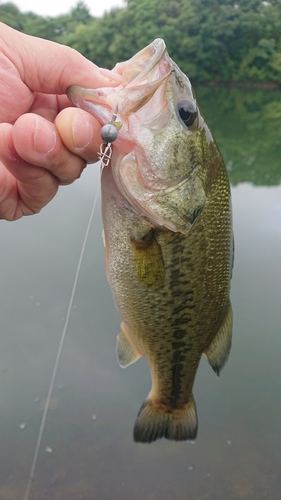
{"left": 0, "top": 22, "right": 120, "bottom": 220}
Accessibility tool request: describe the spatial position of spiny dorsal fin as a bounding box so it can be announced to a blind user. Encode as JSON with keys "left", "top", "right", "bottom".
{"left": 204, "top": 302, "right": 233, "bottom": 376}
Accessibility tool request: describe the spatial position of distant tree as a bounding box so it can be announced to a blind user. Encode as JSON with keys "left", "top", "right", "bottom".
{"left": 63, "top": 0, "right": 281, "bottom": 84}
{"left": 70, "top": 1, "right": 93, "bottom": 24}
{"left": 0, "top": 1, "right": 94, "bottom": 42}
{"left": 22, "top": 14, "right": 69, "bottom": 41}
{"left": 64, "top": 8, "right": 127, "bottom": 67}
{"left": 0, "top": 2, "right": 26, "bottom": 30}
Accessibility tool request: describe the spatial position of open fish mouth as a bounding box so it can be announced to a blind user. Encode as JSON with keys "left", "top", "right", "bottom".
{"left": 67, "top": 39, "right": 172, "bottom": 128}
{"left": 113, "top": 38, "right": 168, "bottom": 86}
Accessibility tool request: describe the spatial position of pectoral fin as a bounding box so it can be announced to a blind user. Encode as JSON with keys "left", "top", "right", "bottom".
{"left": 116, "top": 322, "right": 142, "bottom": 368}
{"left": 131, "top": 229, "right": 165, "bottom": 290}
{"left": 204, "top": 302, "right": 233, "bottom": 375}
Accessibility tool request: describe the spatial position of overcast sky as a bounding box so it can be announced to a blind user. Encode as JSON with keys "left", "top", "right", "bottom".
{"left": 13, "top": 0, "right": 125, "bottom": 18}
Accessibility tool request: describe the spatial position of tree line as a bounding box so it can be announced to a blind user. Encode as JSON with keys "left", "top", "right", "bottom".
{"left": 1, "top": 0, "right": 281, "bottom": 85}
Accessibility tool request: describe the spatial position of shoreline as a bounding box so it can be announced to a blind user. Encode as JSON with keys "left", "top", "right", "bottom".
{"left": 196, "top": 80, "right": 280, "bottom": 89}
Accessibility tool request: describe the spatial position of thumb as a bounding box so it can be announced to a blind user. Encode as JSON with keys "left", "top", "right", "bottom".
{"left": 0, "top": 22, "right": 120, "bottom": 95}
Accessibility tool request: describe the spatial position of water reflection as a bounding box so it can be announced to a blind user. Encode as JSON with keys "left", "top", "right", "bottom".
{"left": 0, "top": 88, "right": 280, "bottom": 499}
{"left": 196, "top": 86, "right": 281, "bottom": 186}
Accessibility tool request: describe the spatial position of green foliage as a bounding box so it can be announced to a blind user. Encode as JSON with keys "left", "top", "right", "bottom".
{"left": 1, "top": 0, "right": 281, "bottom": 84}
{"left": 70, "top": 1, "right": 92, "bottom": 24}
{"left": 0, "top": 2, "right": 26, "bottom": 30}
{"left": 64, "top": 0, "right": 281, "bottom": 85}
{"left": 0, "top": 1, "right": 94, "bottom": 42}
{"left": 64, "top": 9, "right": 128, "bottom": 67}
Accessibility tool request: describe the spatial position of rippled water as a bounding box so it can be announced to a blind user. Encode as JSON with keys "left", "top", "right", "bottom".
{"left": 0, "top": 87, "right": 280, "bottom": 499}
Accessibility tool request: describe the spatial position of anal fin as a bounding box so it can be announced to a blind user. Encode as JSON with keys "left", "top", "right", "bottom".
{"left": 204, "top": 302, "right": 233, "bottom": 375}
{"left": 116, "top": 321, "right": 142, "bottom": 368}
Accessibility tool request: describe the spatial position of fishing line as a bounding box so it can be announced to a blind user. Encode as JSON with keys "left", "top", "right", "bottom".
{"left": 23, "top": 112, "right": 119, "bottom": 500}
{"left": 23, "top": 178, "right": 101, "bottom": 500}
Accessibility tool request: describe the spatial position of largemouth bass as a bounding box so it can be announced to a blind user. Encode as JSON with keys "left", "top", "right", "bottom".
{"left": 68, "top": 39, "right": 233, "bottom": 443}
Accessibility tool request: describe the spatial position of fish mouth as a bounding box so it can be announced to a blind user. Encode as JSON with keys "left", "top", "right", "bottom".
{"left": 67, "top": 39, "right": 172, "bottom": 129}
{"left": 114, "top": 38, "right": 168, "bottom": 86}
{"left": 68, "top": 40, "right": 202, "bottom": 233}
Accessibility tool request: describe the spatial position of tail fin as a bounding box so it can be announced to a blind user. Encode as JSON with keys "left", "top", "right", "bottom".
{"left": 133, "top": 395, "right": 198, "bottom": 443}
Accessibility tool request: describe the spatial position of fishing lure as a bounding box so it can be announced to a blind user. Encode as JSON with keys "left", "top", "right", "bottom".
{"left": 98, "top": 110, "right": 120, "bottom": 169}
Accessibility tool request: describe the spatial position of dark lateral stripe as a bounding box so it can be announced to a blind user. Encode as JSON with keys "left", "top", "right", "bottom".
{"left": 170, "top": 350, "right": 185, "bottom": 406}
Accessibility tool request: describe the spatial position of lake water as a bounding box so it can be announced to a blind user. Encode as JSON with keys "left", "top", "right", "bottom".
{"left": 0, "top": 87, "right": 280, "bottom": 500}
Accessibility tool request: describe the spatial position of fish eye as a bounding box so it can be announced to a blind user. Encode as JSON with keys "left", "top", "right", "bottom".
{"left": 176, "top": 100, "right": 197, "bottom": 128}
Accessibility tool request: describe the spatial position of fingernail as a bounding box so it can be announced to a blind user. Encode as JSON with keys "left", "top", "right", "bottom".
{"left": 72, "top": 112, "right": 93, "bottom": 150}
{"left": 33, "top": 118, "right": 56, "bottom": 154}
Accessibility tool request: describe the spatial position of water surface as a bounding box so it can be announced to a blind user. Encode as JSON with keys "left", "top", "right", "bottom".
{"left": 0, "top": 87, "right": 280, "bottom": 500}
